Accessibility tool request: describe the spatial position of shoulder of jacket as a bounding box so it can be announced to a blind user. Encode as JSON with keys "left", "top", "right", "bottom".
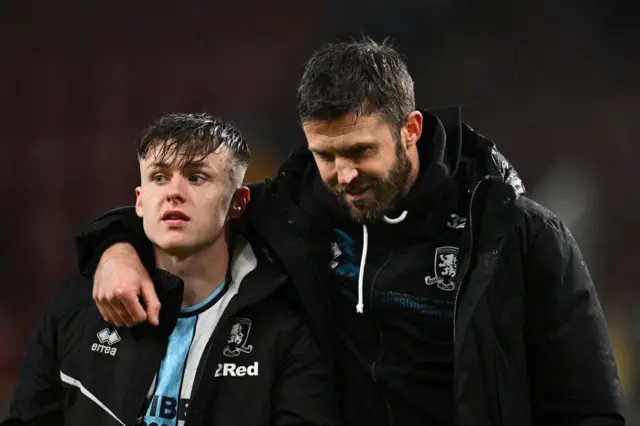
{"left": 511, "top": 195, "right": 568, "bottom": 244}
{"left": 247, "top": 181, "right": 267, "bottom": 198}
{"left": 244, "top": 180, "right": 279, "bottom": 213}
{"left": 46, "top": 274, "right": 94, "bottom": 319}
{"left": 513, "top": 196, "right": 562, "bottom": 224}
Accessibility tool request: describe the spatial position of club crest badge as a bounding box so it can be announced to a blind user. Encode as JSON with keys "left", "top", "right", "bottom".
{"left": 425, "top": 246, "right": 460, "bottom": 291}
{"left": 223, "top": 318, "right": 254, "bottom": 357}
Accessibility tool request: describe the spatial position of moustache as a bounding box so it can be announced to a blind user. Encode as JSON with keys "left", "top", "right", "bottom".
{"left": 331, "top": 177, "right": 381, "bottom": 195}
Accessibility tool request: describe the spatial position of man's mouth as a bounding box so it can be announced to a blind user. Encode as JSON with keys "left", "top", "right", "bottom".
{"left": 344, "top": 185, "right": 370, "bottom": 196}
{"left": 343, "top": 187, "right": 372, "bottom": 201}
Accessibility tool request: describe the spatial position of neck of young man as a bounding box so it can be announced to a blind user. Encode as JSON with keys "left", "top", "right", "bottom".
{"left": 154, "top": 228, "right": 231, "bottom": 309}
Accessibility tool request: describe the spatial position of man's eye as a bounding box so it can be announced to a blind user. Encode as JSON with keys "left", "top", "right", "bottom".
{"left": 349, "top": 147, "right": 370, "bottom": 158}
{"left": 153, "top": 174, "right": 167, "bottom": 183}
{"left": 316, "top": 152, "right": 334, "bottom": 162}
{"left": 188, "top": 175, "right": 205, "bottom": 183}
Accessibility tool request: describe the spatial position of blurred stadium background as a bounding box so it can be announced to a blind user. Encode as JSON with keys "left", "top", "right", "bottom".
{"left": 1, "top": 0, "right": 639, "bottom": 422}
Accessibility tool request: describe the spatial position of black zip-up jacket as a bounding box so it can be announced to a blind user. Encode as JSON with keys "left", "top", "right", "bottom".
{"left": 3, "top": 236, "right": 338, "bottom": 426}
{"left": 71, "top": 106, "right": 624, "bottom": 425}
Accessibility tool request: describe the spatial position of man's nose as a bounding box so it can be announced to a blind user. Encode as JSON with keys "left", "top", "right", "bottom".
{"left": 336, "top": 160, "right": 358, "bottom": 185}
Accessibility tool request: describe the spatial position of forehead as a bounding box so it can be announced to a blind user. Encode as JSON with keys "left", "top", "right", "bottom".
{"left": 303, "top": 113, "right": 394, "bottom": 151}
{"left": 140, "top": 143, "right": 232, "bottom": 173}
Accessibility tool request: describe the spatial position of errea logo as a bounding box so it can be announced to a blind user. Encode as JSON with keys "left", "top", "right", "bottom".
{"left": 91, "top": 328, "right": 120, "bottom": 356}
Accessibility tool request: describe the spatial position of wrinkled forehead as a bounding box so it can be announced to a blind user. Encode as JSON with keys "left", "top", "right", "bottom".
{"left": 304, "top": 113, "right": 395, "bottom": 149}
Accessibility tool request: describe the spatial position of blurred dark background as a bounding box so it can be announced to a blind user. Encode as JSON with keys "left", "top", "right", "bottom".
{"left": 1, "top": 0, "right": 639, "bottom": 421}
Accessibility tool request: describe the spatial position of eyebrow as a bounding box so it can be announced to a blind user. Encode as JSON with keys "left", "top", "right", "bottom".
{"left": 310, "top": 142, "right": 376, "bottom": 155}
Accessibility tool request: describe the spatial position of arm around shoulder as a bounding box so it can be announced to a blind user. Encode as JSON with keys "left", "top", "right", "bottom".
{"left": 75, "top": 206, "right": 154, "bottom": 277}
{"left": 523, "top": 211, "right": 625, "bottom": 425}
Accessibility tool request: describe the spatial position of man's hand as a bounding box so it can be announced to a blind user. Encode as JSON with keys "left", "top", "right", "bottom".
{"left": 93, "top": 243, "right": 160, "bottom": 327}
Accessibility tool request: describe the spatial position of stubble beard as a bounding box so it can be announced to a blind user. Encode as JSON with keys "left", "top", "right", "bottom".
{"left": 331, "top": 140, "right": 412, "bottom": 225}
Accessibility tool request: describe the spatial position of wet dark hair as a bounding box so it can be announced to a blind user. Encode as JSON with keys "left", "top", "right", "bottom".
{"left": 297, "top": 37, "right": 415, "bottom": 130}
{"left": 136, "top": 112, "right": 250, "bottom": 182}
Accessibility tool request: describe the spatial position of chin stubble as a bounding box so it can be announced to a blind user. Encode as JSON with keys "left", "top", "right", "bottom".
{"left": 334, "top": 143, "right": 412, "bottom": 224}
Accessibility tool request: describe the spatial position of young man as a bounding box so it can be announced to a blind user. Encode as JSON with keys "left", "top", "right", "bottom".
{"left": 3, "top": 113, "right": 337, "bottom": 426}
{"left": 75, "top": 40, "right": 624, "bottom": 425}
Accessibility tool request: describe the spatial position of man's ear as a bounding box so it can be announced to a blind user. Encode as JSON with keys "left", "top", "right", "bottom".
{"left": 228, "top": 186, "right": 250, "bottom": 219}
{"left": 135, "top": 187, "right": 144, "bottom": 218}
{"left": 402, "top": 110, "right": 423, "bottom": 150}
